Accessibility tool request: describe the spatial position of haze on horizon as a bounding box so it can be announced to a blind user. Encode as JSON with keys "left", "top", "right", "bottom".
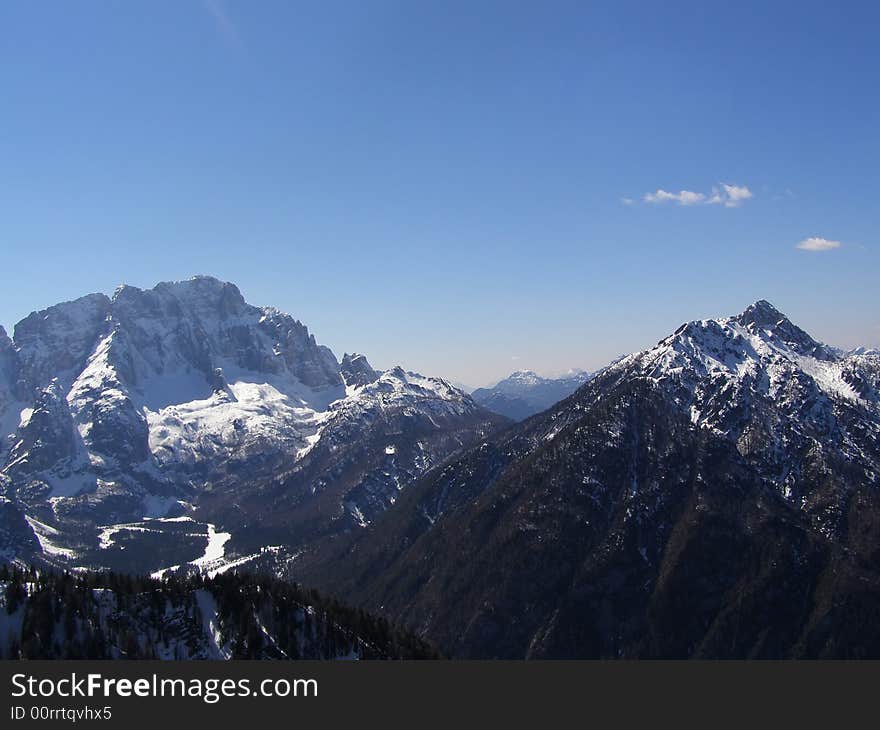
{"left": 1, "top": 2, "right": 877, "bottom": 386}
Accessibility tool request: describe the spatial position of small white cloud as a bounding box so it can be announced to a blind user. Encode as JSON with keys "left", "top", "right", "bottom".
{"left": 641, "top": 183, "right": 753, "bottom": 208}
{"left": 644, "top": 189, "right": 706, "bottom": 205}
{"left": 796, "top": 237, "right": 842, "bottom": 252}
{"left": 620, "top": 197, "right": 634, "bottom": 206}
{"left": 716, "top": 183, "right": 753, "bottom": 207}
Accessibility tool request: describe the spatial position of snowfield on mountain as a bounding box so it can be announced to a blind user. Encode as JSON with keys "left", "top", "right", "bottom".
{"left": 0, "top": 276, "right": 504, "bottom": 573}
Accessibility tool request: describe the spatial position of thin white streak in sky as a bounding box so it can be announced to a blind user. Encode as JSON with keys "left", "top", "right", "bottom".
{"left": 202, "top": 0, "right": 242, "bottom": 49}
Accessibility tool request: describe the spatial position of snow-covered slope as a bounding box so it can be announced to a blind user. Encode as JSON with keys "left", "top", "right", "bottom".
{"left": 594, "top": 300, "right": 880, "bottom": 501}
{"left": 0, "top": 276, "right": 503, "bottom": 570}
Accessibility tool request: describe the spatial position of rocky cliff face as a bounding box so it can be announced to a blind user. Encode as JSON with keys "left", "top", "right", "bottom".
{"left": 0, "top": 327, "right": 23, "bottom": 461}
{"left": 340, "top": 353, "right": 379, "bottom": 387}
{"left": 0, "top": 276, "right": 505, "bottom": 573}
{"left": 14, "top": 293, "right": 112, "bottom": 393}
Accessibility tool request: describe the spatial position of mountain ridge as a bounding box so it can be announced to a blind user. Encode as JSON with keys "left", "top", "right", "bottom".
{"left": 292, "top": 300, "right": 880, "bottom": 658}
{"left": 0, "top": 275, "right": 506, "bottom": 573}
{"left": 4, "top": 290, "right": 880, "bottom": 657}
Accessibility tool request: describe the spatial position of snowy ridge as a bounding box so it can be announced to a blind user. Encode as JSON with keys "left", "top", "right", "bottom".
{"left": 0, "top": 276, "right": 486, "bottom": 569}
{"left": 612, "top": 300, "right": 879, "bottom": 429}
{"left": 571, "top": 300, "right": 880, "bottom": 514}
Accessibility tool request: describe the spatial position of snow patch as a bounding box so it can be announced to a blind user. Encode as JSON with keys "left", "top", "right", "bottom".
{"left": 151, "top": 523, "right": 231, "bottom": 578}
{"left": 25, "top": 516, "right": 76, "bottom": 558}
{"left": 194, "top": 589, "right": 232, "bottom": 659}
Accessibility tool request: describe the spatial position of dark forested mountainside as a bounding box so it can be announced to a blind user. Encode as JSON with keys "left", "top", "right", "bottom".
{"left": 292, "top": 302, "right": 880, "bottom": 659}
{"left": 0, "top": 565, "right": 438, "bottom": 660}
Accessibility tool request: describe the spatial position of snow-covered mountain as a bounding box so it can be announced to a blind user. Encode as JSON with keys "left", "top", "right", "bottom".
{"left": 295, "top": 300, "right": 880, "bottom": 658}
{"left": 0, "top": 276, "right": 505, "bottom": 572}
{"left": 595, "top": 299, "right": 880, "bottom": 512}
{"left": 471, "top": 369, "right": 593, "bottom": 421}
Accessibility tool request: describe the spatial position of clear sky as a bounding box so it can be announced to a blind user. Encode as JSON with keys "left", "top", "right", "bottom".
{"left": 1, "top": 1, "right": 877, "bottom": 386}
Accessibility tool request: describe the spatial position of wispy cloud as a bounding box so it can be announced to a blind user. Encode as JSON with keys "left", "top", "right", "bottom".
{"left": 708, "top": 183, "right": 753, "bottom": 207}
{"left": 637, "top": 182, "right": 754, "bottom": 208}
{"left": 771, "top": 188, "right": 797, "bottom": 201}
{"left": 796, "top": 236, "right": 842, "bottom": 252}
{"left": 644, "top": 189, "right": 706, "bottom": 205}
{"left": 202, "top": 0, "right": 241, "bottom": 48}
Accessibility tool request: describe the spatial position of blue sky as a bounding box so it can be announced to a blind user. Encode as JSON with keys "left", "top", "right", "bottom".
{"left": 1, "top": 1, "right": 877, "bottom": 385}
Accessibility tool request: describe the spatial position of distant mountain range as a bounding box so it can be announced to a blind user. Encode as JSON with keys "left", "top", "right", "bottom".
{"left": 3, "top": 285, "right": 880, "bottom": 658}
{"left": 472, "top": 369, "right": 594, "bottom": 421}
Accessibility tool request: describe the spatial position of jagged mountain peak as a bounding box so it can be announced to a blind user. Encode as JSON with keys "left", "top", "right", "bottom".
{"left": 655, "top": 300, "right": 833, "bottom": 366}
{"left": 113, "top": 276, "right": 251, "bottom": 325}
{"left": 340, "top": 352, "right": 378, "bottom": 387}
{"left": 733, "top": 299, "right": 830, "bottom": 359}
{"left": 13, "top": 292, "right": 112, "bottom": 337}
{"left": 13, "top": 292, "right": 113, "bottom": 392}
{"left": 115, "top": 274, "right": 235, "bottom": 295}
{"left": 154, "top": 275, "right": 246, "bottom": 308}
{"left": 735, "top": 299, "right": 786, "bottom": 327}
{"left": 15, "top": 291, "right": 112, "bottom": 332}
{"left": 1, "top": 277, "right": 504, "bottom": 571}
{"left": 342, "top": 352, "right": 370, "bottom": 365}
{"left": 602, "top": 302, "right": 880, "bottom": 461}
{"left": 507, "top": 369, "right": 542, "bottom": 383}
